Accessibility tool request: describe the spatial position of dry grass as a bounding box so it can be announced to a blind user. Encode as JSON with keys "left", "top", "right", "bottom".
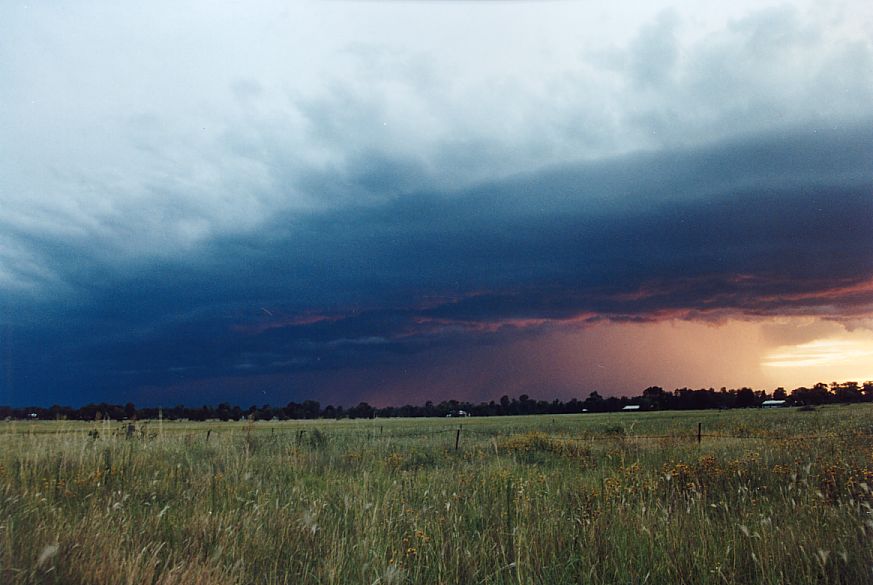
{"left": 1, "top": 405, "right": 872, "bottom": 584}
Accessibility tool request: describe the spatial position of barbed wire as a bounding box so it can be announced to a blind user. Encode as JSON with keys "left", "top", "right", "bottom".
{"left": 6, "top": 422, "right": 872, "bottom": 444}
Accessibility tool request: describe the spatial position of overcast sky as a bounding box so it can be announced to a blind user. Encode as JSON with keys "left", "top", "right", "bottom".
{"left": 2, "top": 0, "right": 872, "bottom": 407}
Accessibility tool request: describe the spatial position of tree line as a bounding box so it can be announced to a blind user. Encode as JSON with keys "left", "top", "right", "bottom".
{"left": 2, "top": 381, "right": 872, "bottom": 421}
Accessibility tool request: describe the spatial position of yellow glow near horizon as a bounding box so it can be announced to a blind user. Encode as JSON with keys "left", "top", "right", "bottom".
{"left": 762, "top": 337, "right": 873, "bottom": 385}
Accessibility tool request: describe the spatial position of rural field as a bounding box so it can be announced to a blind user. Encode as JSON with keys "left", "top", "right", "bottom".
{"left": 1, "top": 405, "right": 872, "bottom": 585}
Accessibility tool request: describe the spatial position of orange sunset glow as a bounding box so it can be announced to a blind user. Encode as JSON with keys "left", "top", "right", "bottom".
{"left": 762, "top": 335, "right": 873, "bottom": 388}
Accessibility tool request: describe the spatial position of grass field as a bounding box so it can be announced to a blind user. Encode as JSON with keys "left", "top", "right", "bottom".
{"left": 1, "top": 405, "right": 872, "bottom": 584}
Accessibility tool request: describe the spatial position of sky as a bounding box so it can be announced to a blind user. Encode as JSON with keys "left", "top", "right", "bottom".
{"left": 1, "top": 0, "right": 872, "bottom": 407}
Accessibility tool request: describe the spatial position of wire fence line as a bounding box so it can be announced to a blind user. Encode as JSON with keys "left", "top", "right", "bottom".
{"left": 271, "top": 427, "right": 873, "bottom": 448}
{"left": 197, "top": 427, "right": 873, "bottom": 448}
{"left": 282, "top": 427, "right": 873, "bottom": 441}
{"left": 6, "top": 421, "right": 873, "bottom": 446}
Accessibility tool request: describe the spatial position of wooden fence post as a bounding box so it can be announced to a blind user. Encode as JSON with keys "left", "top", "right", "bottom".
{"left": 455, "top": 427, "right": 461, "bottom": 451}
{"left": 697, "top": 422, "right": 702, "bottom": 444}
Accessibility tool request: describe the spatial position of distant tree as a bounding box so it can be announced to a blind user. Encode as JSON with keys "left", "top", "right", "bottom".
{"left": 584, "top": 391, "right": 604, "bottom": 412}
{"left": 348, "top": 402, "right": 374, "bottom": 419}
{"left": 301, "top": 400, "right": 321, "bottom": 419}
{"left": 735, "top": 388, "right": 757, "bottom": 408}
{"left": 642, "top": 386, "right": 669, "bottom": 409}
{"left": 518, "top": 394, "right": 532, "bottom": 415}
{"left": 832, "top": 381, "right": 861, "bottom": 403}
{"left": 284, "top": 402, "right": 302, "bottom": 419}
{"left": 812, "top": 382, "right": 833, "bottom": 404}
{"left": 791, "top": 383, "right": 832, "bottom": 405}
{"left": 216, "top": 403, "right": 232, "bottom": 421}
{"left": 604, "top": 396, "right": 623, "bottom": 412}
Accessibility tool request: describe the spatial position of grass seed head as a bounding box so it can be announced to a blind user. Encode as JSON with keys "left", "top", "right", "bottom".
{"left": 37, "top": 544, "right": 59, "bottom": 568}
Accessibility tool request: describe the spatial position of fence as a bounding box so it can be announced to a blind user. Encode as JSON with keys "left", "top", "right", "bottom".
{"left": 7, "top": 419, "right": 871, "bottom": 449}
{"left": 218, "top": 422, "right": 873, "bottom": 451}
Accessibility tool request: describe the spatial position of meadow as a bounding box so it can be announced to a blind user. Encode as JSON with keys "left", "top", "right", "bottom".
{"left": 1, "top": 405, "right": 872, "bottom": 584}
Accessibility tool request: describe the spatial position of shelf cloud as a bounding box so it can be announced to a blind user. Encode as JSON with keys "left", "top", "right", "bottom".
{"left": 1, "top": 0, "right": 871, "bottom": 405}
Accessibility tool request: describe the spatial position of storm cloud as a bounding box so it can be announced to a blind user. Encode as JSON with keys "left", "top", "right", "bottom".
{"left": 1, "top": 1, "right": 872, "bottom": 405}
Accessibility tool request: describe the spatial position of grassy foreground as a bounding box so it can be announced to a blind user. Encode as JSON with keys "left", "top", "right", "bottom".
{"left": 1, "top": 406, "right": 872, "bottom": 584}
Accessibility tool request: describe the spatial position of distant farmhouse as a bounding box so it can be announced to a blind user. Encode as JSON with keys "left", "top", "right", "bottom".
{"left": 761, "top": 399, "right": 787, "bottom": 408}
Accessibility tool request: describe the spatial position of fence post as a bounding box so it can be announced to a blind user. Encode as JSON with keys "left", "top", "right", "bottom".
{"left": 697, "top": 422, "right": 702, "bottom": 444}
{"left": 455, "top": 427, "right": 461, "bottom": 451}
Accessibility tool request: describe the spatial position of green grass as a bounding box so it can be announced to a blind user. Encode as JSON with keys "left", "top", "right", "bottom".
{"left": 1, "top": 405, "right": 872, "bottom": 584}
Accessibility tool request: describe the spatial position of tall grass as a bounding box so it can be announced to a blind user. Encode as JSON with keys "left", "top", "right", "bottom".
{"left": 1, "top": 405, "right": 872, "bottom": 584}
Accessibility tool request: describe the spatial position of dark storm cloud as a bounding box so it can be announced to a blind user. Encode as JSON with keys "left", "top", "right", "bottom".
{"left": 4, "top": 2, "right": 873, "bottom": 407}
{"left": 4, "top": 124, "right": 871, "bottom": 405}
